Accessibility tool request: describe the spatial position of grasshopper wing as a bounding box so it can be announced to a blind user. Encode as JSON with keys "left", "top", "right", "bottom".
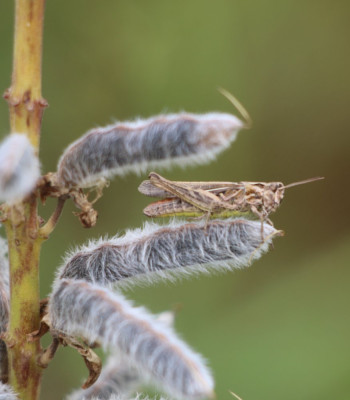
{"left": 148, "top": 172, "right": 242, "bottom": 212}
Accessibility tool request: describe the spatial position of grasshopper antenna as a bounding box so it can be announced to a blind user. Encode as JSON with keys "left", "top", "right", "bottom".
{"left": 217, "top": 87, "right": 252, "bottom": 129}
{"left": 282, "top": 176, "right": 324, "bottom": 190}
{"left": 229, "top": 390, "right": 243, "bottom": 400}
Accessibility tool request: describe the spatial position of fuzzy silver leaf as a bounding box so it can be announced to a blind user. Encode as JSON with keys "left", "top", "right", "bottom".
{"left": 58, "top": 219, "right": 280, "bottom": 289}
{"left": 50, "top": 280, "right": 214, "bottom": 400}
{"left": 56, "top": 113, "right": 243, "bottom": 188}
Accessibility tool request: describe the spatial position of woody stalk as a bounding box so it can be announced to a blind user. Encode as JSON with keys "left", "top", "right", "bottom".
{"left": 3, "top": 1, "right": 47, "bottom": 399}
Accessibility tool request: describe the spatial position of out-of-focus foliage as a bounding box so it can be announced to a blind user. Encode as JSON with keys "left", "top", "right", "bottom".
{"left": 0, "top": 1, "right": 349, "bottom": 399}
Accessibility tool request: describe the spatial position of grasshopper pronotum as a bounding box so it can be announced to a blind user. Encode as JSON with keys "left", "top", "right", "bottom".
{"left": 139, "top": 172, "right": 324, "bottom": 227}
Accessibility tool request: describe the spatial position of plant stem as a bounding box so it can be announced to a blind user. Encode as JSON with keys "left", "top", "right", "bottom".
{"left": 5, "top": 0, "right": 48, "bottom": 149}
{"left": 4, "top": 203, "right": 43, "bottom": 400}
{"left": 4, "top": 1, "right": 47, "bottom": 399}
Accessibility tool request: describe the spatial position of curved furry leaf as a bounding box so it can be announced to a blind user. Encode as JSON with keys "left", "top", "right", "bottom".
{"left": 57, "top": 113, "right": 243, "bottom": 188}
{"left": 58, "top": 219, "right": 281, "bottom": 288}
{"left": 68, "top": 312, "right": 174, "bottom": 400}
{"left": 0, "top": 134, "right": 40, "bottom": 203}
{"left": 0, "top": 382, "right": 18, "bottom": 399}
{"left": 50, "top": 280, "right": 213, "bottom": 400}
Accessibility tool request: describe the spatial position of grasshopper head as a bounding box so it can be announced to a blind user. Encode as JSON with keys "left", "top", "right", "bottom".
{"left": 263, "top": 182, "right": 285, "bottom": 213}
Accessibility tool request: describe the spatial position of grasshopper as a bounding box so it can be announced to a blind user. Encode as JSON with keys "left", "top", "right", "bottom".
{"left": 139, "top": 172, "right": 324, "bottom": 227}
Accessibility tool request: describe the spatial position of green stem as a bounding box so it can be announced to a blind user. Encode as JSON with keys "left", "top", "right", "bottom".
{"left": 5, "top": 202, "right": 43, "bottom": 400}
{"left": 5, "top": 0, "right": 47, "bottom": 149}
{"left": 3, "top": 0, "right": 47, "bottom": 399}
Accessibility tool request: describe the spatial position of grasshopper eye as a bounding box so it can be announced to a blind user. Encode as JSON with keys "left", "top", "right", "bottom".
{"left": 269, "top": 182, "right": 283, "bottom": 192}
{"left": 275, "top": 183, "right": 285, "bottom": 202}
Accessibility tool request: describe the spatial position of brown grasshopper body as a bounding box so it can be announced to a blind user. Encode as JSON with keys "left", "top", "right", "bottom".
{"left": 139, "top": 172, "right": 324, "bottom": 226}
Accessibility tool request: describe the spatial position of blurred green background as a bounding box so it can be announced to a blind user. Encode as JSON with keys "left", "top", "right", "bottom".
{"left": 1, "top": 1, "right": 350, "bottom": 399}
